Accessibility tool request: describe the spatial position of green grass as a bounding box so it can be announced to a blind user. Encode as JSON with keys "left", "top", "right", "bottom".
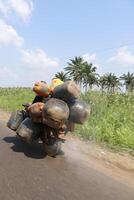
{"left": 75, "top": 92, "right": 134, "bottom": 151}
{"left": 0, "top": 88, "right": 134, "bottom": 151}
{"left": 0, "top": 87, "right": 34, "bottom": 111}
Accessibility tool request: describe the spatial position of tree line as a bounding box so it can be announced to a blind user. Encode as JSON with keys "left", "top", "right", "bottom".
{"left": 55, "top": 56, "right": 134, "bottom": 93}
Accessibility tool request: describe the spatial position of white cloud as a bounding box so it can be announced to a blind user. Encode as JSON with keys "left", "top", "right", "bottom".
{"left": 9, "top": 0, "right": 33, "bottom": 22}
{"left": 0, "top": 0, "right": 33, "bottom": 22}
{"left": 20, "top": 48, "right": 61, "bottom": 84}
{"left": 0, "top": 67, "right": 20, "bottom": 87}
{"left": 0, "top": 19, "right": 24, "bottom": 46}
{"left": 82, "top": 53, "right": 96, "bottom": 63}
{"left": 109, "top": 46, "right": 134, "bottom": 66}
{"left": 0, "top": 67, "right": 18, "bottom": 79}
{"left": 0, "top": 1, "right": 9, "bottom": 15}
{"left": 21, "top": 49, "right": 59, "bottom": 69}
{"left": 82, "top": 52, "right": 102, "bottom": 73}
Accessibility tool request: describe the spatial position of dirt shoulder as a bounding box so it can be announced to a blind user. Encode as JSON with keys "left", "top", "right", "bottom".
{"left": 1, "top": 110, "right": 134, "bottom": 175}
{"left": 66, "top": 135, "right": 134, "bottom": 172}
{"left": 0, "top": 109, "right": 10, "bottom": 124}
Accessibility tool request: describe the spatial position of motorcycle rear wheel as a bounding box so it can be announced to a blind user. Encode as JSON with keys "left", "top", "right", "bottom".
{"left": 43, "top": 138, "right": 62, "bottom": 157}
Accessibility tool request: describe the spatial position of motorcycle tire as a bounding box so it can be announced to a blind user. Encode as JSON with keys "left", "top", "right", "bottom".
{"left": 43, "top": 138, "right": 62, "bottom": 157}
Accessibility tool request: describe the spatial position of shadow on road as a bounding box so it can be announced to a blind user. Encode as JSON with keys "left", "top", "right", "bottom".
{"left": 3, "top": 136, "right": 47, "bottom": 159}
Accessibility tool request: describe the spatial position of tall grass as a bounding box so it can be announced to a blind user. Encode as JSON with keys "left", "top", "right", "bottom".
{"left": 0, "top": 88, "right": 133, "bottom": 151}
{"left": 75, "top": 92, "right": 134, "bottom": 151}
{"left": 0, "top": 88, "right": 34, "bottom": 111}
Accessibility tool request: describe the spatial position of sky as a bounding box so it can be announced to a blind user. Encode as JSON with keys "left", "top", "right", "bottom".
{"left": 0, "top": 0, "right": 134, "bottom": 87}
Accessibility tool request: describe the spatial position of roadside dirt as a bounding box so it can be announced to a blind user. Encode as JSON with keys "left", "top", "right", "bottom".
{"left": 1, "top": 109, "right": 134, "bottom": 186}
{"left": 0, "top": 109, "right": 10, "bottom": 123}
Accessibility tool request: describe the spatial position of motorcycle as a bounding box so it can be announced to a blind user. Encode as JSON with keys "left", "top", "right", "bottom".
{"left": 7, "top": 97, "right": 89, "bottom": 157}
{"left": 7, "top": 103, "right": 67, "bottom": 157}
{"left": 22, "top": 103, "right": 67, "bottom": 157}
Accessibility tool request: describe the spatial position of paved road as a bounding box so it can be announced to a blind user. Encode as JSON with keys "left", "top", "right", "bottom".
{"left": 0, "top": 122, "right": 134, "bottom": 200}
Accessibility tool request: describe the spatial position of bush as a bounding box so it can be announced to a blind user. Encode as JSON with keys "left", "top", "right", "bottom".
{"left": 0, "top": 87, "right": 34, "bottom": 111}
{"left": 0, "top": 88, "right": 133, "bottom": 151}
{"left": 75, "top": 92, "right": 134, "bottom": 151}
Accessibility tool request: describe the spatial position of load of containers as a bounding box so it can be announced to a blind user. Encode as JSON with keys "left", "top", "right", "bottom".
{"left": 7, "top": 79, "right": 90, "bottom": 155}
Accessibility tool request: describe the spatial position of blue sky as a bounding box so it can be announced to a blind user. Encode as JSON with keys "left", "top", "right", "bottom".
{"left": 0, "top": 0, "right": 134, "bottom": 86}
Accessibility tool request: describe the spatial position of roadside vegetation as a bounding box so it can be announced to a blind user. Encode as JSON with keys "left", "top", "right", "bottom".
{"left": 76, "top": 92, "right": 134, "bottom": 151}
{"left": 0, "top": 87, "right": 34, "bottom": 112}
{"left": 55, "top": 56, "right": 134, "bottom": 151}
{"left": 0, "top": 56, "right": 133, "bottom": 151}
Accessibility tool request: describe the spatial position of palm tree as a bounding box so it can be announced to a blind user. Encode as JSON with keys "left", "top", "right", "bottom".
{"left": 64, "top": 56, "right": 85, "bottom": 84}
{"left": 65, "top": 56, "right": 98, "bottom": 91}
{"left": 102, "top": 73, "right": 120, "bottom": 93}
{"left": 83, "top": 62, "right": 98, "bottom": 90}
{"left": 120, "top": 72, "right": 134, "bottom": 92}
{"left": 99, "top": 75, "right": 108, "bottom": 92}
{"left": 55, "top": 71, "right": 69, "bottom": 82}
{"left": 132, "top": 78, "right": 134, "bottom": 92}
{"left": 110, "top": 74, "right": 120, "bottom": 93}
{"left": 83, "top": 73, "right": 98, "bottom": 91}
